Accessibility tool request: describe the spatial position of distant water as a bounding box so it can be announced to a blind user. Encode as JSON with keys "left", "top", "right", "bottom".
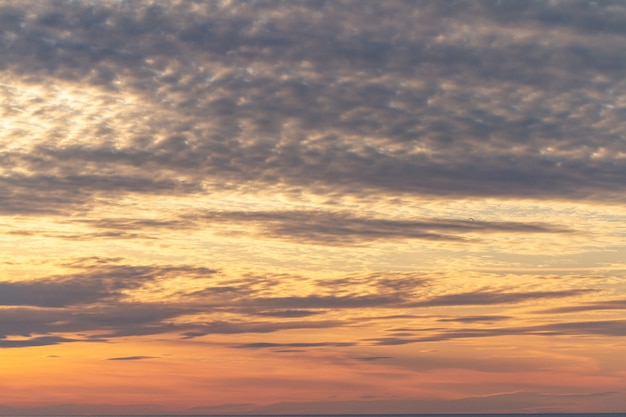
{"left": 12, "top": 414, "right": 625, "bottom": 417}
{"left": 70, "top": 414, "right": 626, "bottom": 417}
{"left": 57, "top": 414, "right": 626, "bottom": 416}
{"left": 183, "top": 412, "right": 626, "bottom": 417}
{"left": 13, "top": 412, "right": 626, "bottom": 417}
{"left": 118, "top": 414, "right": 625, "bottom": 416}
{"left": 135, "top": 414, "right": 626, "bottom": 417}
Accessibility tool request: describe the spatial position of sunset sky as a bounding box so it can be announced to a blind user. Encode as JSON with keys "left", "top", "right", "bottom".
{"left": 1, "top": 0, "right": 626, "bottom": 415}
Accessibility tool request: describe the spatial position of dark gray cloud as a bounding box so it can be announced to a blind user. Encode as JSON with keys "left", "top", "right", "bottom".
{"left": 192, "top": 211, "right": 573, "bottom": 245}
{"left": 1, "top": 0, "right": 626, "bottom": 215}
{"left": 0, "top": 257, "right": 603, "bottom": 348}
{"left": 213, "top": 287, "right": 591, "bottom": 314}
{"left": 0, "top": 303, "right": 191, "bottom": 342}
{"left": 0, "top": 302, "right": 346, "bottom": 347}
{"left": 58, "top": 210, "right": 576, "bottom": 246}
{"left": 0, "top": 172, "right": 199, "bottom": 216}
{"left": 0, "top": 266, "right": 153, "bottom": 307}
{"left": 0, "top": 258, "right": 598, "bottom": 348}
{"left": 0, "top": 335, "right": 77, "bottom": 348}
{"left": 0, "top": 261, "right": 221, "bottom": 342}
{"left": 0, "top": 263, "right": 217, "bottom": 307}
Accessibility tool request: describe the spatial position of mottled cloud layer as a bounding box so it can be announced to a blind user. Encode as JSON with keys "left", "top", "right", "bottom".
{"left": 2, "top": 0, "right": 626, "bottom": 212}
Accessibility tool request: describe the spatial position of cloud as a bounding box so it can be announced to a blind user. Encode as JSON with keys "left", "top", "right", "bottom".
{"left": 0, "top": 402, "right": 167, "bottom": 416}
{"left": 0, "top": 261, "right": 222, "bottom": 342}
{"left": 354, "top": 356, "right": 393, "bottom": 362}
{"left": 183, "top": 271, "right": 428, "bottom": 307}
{"left": 243, "top": 294, "right": 403, "bottom": 310}
{"left": 1, "top": 0, "right": 626, "bottom": 218}
{"left": 0, "top": 252, "right": 609, "bottom": 354}
{"left": 0, "top": 259, "right": 602, "bottom": 348}
{"left": 252, "top": 310, "right": 324, "bottom": 318}
{"left": 185, "top": 403, "right": 256, "bottom": 415}
{"left": 406, "top": 288, "right": 595, "bottom": 308}
{"left": 0, "top": 266, "right": 152, "bottom": 307}
{"left": 191, "top": 210, "right": 574, "bottom": 245}
{"left": 250, "top": 390, "right": 622, "bottom": 414}
{"left": 199, "top": 287, "right": 591, "bottom": 314}
{"left": 0, "top": 335, "right": 77, "bottom": 348}
{"left": 437, "top": 315, "right": 511, "bottom": 323}
{"left": 0, "top": 303, "right": 193, "bottom": 343}
{"left": 234, "top": 342, "right": 355, "bottom": 350}
{"left": 535, "top": 319, "right": 626, "bottom": 337}
{"left": 370, "top": 319, "right": 626, "bottom": 346}
{"left": 106, "top": 355, "right": 158, "bottom": 361}
{"left": 538, "top": 298, "right": 626, "bottom": 314}
{"left": 180, "top": 319, "right": 346, "bottom": 340}
{"left": 0, "top": 263, "right": 217, "bottom": 308}
{"left": 53, "top": 210, "right": 576, "bottom": 247}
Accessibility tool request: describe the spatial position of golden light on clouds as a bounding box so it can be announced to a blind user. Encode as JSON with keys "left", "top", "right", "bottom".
{"left": 1, "top": 0, "right": 626, "bottom": 415}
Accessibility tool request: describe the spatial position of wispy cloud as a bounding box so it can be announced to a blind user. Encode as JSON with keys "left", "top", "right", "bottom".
{"left": 234, "top": 342, "right": 355, "bottom": 350}
{"left": 106, "top": 356, "right": 158, "bottom": 361}
{"left": 538, "top": 298, "right": 626, "bottom": 314}
{"left": 370, "top": 319, "right": 626, "bottom": 346}
{"left": 250, "top": 390, "right": 621, "bottom": 415}
{"left": 405, "top": 288, "right": 596, "bottom": 308}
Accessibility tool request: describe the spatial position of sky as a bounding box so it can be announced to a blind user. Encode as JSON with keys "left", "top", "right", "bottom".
{"left": 1, "top": 0, "right": 626, "bottom": 414}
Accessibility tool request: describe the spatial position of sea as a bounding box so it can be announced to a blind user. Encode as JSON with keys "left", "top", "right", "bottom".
{"left": 11, "top": 414, "right": 624, "bottom": 417}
